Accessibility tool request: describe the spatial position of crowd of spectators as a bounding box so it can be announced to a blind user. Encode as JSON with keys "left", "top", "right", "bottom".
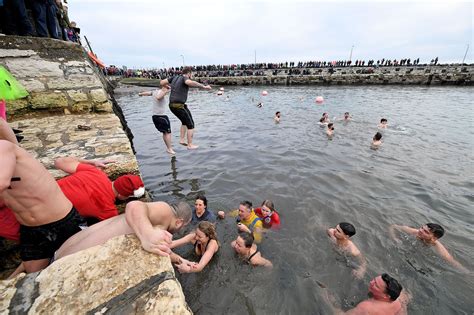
{"left": 0, "top": 0, "right": 80, "bottom": 43}
{"left": 109, "top": 56, "right": 443, "bottom": 79}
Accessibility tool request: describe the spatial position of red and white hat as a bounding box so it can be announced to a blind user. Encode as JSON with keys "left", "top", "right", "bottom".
{"left": 114, "top": 175, "right": 145, "bottom": 198}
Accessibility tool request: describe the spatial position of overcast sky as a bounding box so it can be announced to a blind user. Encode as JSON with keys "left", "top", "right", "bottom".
{"left": 69, "top": 0, "right": 472, "bottom": 68}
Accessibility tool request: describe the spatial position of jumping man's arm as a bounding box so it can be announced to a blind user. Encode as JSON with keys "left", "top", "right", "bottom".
{"left": 184, "top": 79, "right": 211, "bottom": 90}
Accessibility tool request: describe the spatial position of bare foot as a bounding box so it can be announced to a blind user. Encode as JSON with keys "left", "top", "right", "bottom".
{"left": 187, "top": 144, "right": 199, "bottom": 150}
{"left": 166, "top": 148, "right": 176, "bottom": 155}
{"left": 179, "top": 141, "right": 188, "bottom": 146}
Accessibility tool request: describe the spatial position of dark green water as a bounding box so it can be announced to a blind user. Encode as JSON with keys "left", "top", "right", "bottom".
{"left": 116, "top": 85, "right": 473, "bottom": 314}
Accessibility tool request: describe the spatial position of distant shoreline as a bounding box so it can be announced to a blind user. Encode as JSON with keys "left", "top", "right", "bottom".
{"left": 119, "top": 64, "right": 473, "bottom": 87}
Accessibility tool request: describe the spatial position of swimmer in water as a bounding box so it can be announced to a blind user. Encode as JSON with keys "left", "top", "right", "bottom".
{"left": 326, "top": 123, "right": 334, "bottom": 137}
{"left": 327, "top": 222, "right": 367, "bottom": 279}
{"left": 343, "top": 112, "right": 351, "bottom": 121}
{"left": 231, "top": 231, "right": 272, "bottom": 268}
{"left": 389, "top": 223, "right": 468, "bottom": 272}
{"left": 323, "top": 273, "right": 410, "bottom": 315}
{"left": 274, "top": 111, "right": 281, "bottom": 123}
{"left": 372, "top": 132, "right": 383, "bottom": 147}
{"left": 378, "top": 118, "right": 388, "bottom": 129}
{"left": 257, "top": 102, "right": 263, "bottom": 108}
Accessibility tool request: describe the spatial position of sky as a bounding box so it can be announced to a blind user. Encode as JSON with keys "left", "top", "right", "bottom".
{"left": 68, "top": 0, "right": 473, "bottom": 68}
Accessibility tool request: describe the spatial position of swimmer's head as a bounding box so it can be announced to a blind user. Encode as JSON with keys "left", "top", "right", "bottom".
{"left": 418, "top": 223, "right": 444, "bottom": 241}
{"left": 373, "top": 132, "right": 382, "bottom": 141}
{"left": 238, "top": 201, "right": 253, "bottom": 219}
{"left": 344, "top": 112, "right": 350, "bottom": 118}
{"left": 380, "top": 118, "right": 388, "bottom": 124}
{"left": 370, "top": 274, "right": 402, "bottom": 301}
{"left": 328, "top": 123, "right": 334, "bottom": 130}
{"left": 196, "top": 221, "right": 218, "bottom": 243}
{"left": 238, "top": 231, "right": 254, "bottom": 248}
{"left": 320, "top": 117, "right": 325, "bottom": 123}
{"left": 275, "top": 111, "right": 281, "bottom": 117}
{"left": 260, "top": 199, "right": 275, "bottom": 216}
{"left": 338, "top": 222, "right": 356, "bottom": 238}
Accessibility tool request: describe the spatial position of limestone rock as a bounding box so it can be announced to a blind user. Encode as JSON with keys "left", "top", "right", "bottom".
{"left": 5, "top": 56, "right": 64, "bottom": 78}
{"left": 0, "top": 49, "right": 36, "bottom": 58}
{"left": 67, "top": 90, "right": 88, "bottom": 102}
{"left": 90, "top": 89, "right": 109, "bottom": 103}
{"left": 0, "top": 235, "right": 192, "bottom": 314}
{"left": 30, "top": 92, "right": 68, "bottom": 109}
{"left": 94, "top": 101, "right": 114, "bottom": 113}
{"left": 6, "top": 98, "right": 29, "bottom": 112}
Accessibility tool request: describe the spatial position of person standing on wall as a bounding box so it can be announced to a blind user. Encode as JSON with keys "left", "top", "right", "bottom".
{"left": 160, "top": 66, "right": 211, "bottom": 150}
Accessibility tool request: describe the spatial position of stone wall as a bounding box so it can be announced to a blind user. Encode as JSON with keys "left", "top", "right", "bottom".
{"left": 0, "top": 35, "right": 112, "bottom": 116}
{"left": 196, "top": 65, "right": 474, "bottom": 86}
{"left": 0, "top": 235, "right": 192, "bottom": 314}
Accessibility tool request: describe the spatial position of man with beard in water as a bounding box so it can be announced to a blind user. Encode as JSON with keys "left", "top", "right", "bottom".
{"left": 389, "top": 223, "right": 468, "bottom": 272}
{"left": 324, "top": 273, "right": 410, "bottom": 315}
{"left": 54, "top": 200, "right": 192, "bottom": 260}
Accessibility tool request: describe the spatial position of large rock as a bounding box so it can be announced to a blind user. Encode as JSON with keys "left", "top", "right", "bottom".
{"left": 0, "top": 235, "right": 192, "bottom": 314}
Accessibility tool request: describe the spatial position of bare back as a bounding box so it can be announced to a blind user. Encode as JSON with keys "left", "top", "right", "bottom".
{"left": 1, "top": 143, "right": 72, "bottom": 226}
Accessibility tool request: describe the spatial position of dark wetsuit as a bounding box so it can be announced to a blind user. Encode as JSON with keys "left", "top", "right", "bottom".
{"left": 20, "top": 207, "right": 87, "bottom": 261}
{"left": 168, "top": 75, "right": 195, "bottom": 129}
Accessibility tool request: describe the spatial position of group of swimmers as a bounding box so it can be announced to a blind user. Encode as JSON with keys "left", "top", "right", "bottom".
{"left": 2, "top": 65, "right": 470, "bottom": 313}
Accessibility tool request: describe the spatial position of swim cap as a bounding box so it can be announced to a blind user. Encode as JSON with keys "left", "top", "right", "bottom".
{"left": 114, "top": 175, "right": 145, "bottom": 198}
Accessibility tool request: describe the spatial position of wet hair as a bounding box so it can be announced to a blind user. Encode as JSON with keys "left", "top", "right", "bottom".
{"left": 328, "top": 123, "right": 334, "bottom": 130}
{"left": 240, "top": 200, "right": 252, "bottom": 210}
{"left": 374, "top": 132, "right": 382, "bottom": 141}
{"left": 381, "top": 273, "right": 402, "bottom": 301}
{"left": 344, "top": 112, "right": 349, "bottom": 115}
{"left": 196, "top": 195, "right": 207, "bottom": 208}
{"left": 170, "top": 201, "right": 192, "bottom": 224}
{"left": 380, "top": 118, "right": 387, "bottom": 123}
{"left": 238, "top": 231, "right": 254, "bottom": 248}
{"left": 339, "top": 222, "right": 356, "bottom": 237}
{"left": 182, "top": 66, "right": 192, "bottom": 74}
{"left": 275, "top": 111, "right": 280, "bottom": 116}
{"left": 427, "top": 223, "right": 445, "bottom": 239}
{"left": 261, "top": 199, "right": 275, "bottom": 212}
{"left": 319, "top": 117, "right": 325, "bottom": 123}
{"left": 197, "top": 221, "right": 219, "bottom": 243}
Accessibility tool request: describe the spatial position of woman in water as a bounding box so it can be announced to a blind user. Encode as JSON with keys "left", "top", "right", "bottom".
{"left": 191, "top": 195, "right": 216, "bottom": 224}
{"left": 170, "top": 221, "right": 219, "bottom": 273}
{"left": 254, "top": 199, "right": 281, "bottom": 230}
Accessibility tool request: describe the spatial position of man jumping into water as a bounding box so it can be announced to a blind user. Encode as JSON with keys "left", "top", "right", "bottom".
{"left": 160, "top": 67, "right": 211, "bottom": 150}
{"left": 389, "top": 223, "right": 468, "bottom": 272}
{"left": 139, "top": 85, "right": 176, "bottom": 155}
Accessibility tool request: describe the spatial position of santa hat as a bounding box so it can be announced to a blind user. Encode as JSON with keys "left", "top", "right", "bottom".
{"left": 113, "top": 175, "right": 145, "bottom": 198}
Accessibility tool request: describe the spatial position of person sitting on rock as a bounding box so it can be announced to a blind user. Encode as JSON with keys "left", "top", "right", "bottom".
{"left": 54, "top": 156, "right": 145, "bottom": 225}
{"left": 1, "top": 120, "right": 87, "bottom": 275}
{"left": 231, "top": 231, "right": 272, "bottom": 268}
{"left": 54, "top": 200, "right": 192, "bottom": 260}
{"left": 170, "top": 221, "right": 219, "bottom": 273}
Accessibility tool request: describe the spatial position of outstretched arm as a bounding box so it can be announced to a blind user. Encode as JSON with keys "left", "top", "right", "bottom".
{"left": 125, "top": 201, "right": 173, "bottom": 256}
{"left": 434, "top": 242, "right": 468, "bottom": 272}
{"left": 138, "top": 91, "right": 153, "bottom": 96}
{"left": 54, "top": 156, "right": 114, "bottom": 174}
{"left": 389, "top": 224, "right": 418, "bottom": 241}
{"left": 170, "top": 232, "right": 195, "bottom": 249}
{"left": 184, "top": 79, "right": 211, "bottom": 90}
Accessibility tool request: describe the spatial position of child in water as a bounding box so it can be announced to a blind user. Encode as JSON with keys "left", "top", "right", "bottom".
{"left": 378, "top": 118, "right": 388, "bottom": 128}
{"left": 326, "top": 123, "right": 334, "bottom": 137}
